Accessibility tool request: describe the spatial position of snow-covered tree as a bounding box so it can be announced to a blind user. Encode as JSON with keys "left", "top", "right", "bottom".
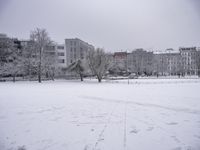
{"left": 0, "top": 36, "right": 25, "bottom": 81}
{"left": 3, "top": 59, "right": 24, "bottom": 82}
{"left": 43, "top": 51, "right": 57, "bottom": 81}
{"left": 87, "top": 48, "right": 110, "bottom": 82}
{"left": 0, "top": 36, "right": 13, "bottom": 65}
{"left": 21, "top": 41, "right": 38, "bottom": 80}
{"left": 67, "top": 59, "right": 85, "bottom": 81}
{"left": 30, "top": 28, "right": 52, "bottom": 83}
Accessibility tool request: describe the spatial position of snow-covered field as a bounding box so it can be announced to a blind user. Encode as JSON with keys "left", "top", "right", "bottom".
{"left": 0, "top": 79, "right": 200, "bottom": 150}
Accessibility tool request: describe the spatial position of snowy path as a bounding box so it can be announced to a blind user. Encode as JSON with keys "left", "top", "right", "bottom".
{"left": 0, "top": 80, "right": 200, "bottom": 150}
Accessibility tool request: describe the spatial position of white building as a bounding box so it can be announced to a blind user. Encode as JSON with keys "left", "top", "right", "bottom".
{"left": 55, "top": 44, "right": 67, "bottom": 68}
{"left": 65, "top": 38, "right": 94, "bottom": 66}
{"left": 179, "top": 47, "right": 198, "bottom": 75}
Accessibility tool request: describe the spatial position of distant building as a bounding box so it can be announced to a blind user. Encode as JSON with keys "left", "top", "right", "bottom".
{"left": 56, "top": 44, "right": 67, "bottom": 68}
{"left": 166, "top": 53, "right": 182, "bottom": 75}
{"left": 154, "top": 49, "right": 181, "bottom": 76}
{"left": 179, "top": 47, "right": 198, "bottom": 75}
{"left": 44, "top": 45, "right": 56, "bottom": 56}
{"left": 0, "top": 33, "right": 7, "bottom": 38}
{"left": 0, "top": 34, "right": 23, "bottom": 62}
{"left": 65, "top": 38, "right": 94, "bottom": 66}
{"left": 113, "top": 52, "right": 127, "bottom": 70}
{"left": 127, "top": 49, "right": 154, "bottom": 75}
{"left": 153, "top": 53, "right": 168, "bottom": 75}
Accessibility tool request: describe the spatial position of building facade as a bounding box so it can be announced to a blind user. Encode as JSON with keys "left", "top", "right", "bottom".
{"left": 65, "top": 38, "right": 94, "bottom": 66}
{"left": 154, "top": 49, "right": 181, "bottom": 76}
{"left": 127, "top": 49, "right": 154, "bottom": 75}
{"left": 179, "top": 47, "right": 198, "bottom": 75}
{"left": 56, "top": 44, "right": 67, "bottom": 68}
{"left": 113, "top": 52, "right": 127, "bottom": 70}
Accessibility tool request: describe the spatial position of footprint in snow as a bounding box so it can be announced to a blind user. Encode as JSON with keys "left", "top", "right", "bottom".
{"left": 166, "top": 122, "right": 178, "bottom": 125}
{"left": 171, "top": 136, "right": 180, "bottom": 143}
{"left": 10, "top": 141, "right": 16, "bottom": 145}
{"left": 130, "top": 126, "right": 140, "bottom": 134}
{"left": 98, "top": 138, "right": 104, "bottom": 141}
{"left": 17, "top": 112, "right": 23, "bottom": 115}
{"left": 146, "top": 126, "right": 154, "bottom": 131}
{"left": 84, "top": 144, "right": 92, "bottom": 150}
{"left": 171, "top": 147, "right": 182, "bottom": 150}
{"left": 91, "top": 129, "right": 94, "bottom": 132}
{"left": 17, "top": 145, "right": 26, "bottom": 150}
{"left": 184, "top": 146, "right": 193, "bottom": 150}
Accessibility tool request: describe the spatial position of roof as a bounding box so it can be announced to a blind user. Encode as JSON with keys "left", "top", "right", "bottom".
{"left": 114, "top": 52, "right": 127, "bottom": 57}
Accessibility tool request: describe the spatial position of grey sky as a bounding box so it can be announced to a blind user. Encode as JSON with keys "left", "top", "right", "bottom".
{"left": 0, "top": 0, "right": 200, "bottom": 52}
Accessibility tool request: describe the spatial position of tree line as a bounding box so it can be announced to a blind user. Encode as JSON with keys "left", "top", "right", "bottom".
{"left": 1, "top": 28, "right": 200, "bottom": 83}
{"left": 0, "top": 28, "right": 110, "bottom": 83}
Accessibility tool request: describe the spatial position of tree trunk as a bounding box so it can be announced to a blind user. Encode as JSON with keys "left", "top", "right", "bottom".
{"left": 50, "top": 73, "right": 54, "bottom": 81}
{"left": 80, "top": 73, "right": 83, "bottom": 81}
{"left": 52, "top": 70, "right": 55, "bottom": 81}
{"left": 28, "top": 62, "right": 31, "bottom": 81}
{"left": 45, "top": 72, "right": 49, "bottom": 79}
{"left": 38, "top": 48, "right": 42, "bottom": 83}
{"left": 51, "top": 72, "right": 55, "bottom": 81}
{"left": 97, "top": 75, "right": 102, "bottom": 83}
{"left": 38, "top": 65, "right": 41, "bottom": 83}
{"left": 13, "top": 74, "right": 16, "bottom": 82}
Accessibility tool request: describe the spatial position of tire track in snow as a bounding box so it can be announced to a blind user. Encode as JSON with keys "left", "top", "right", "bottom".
{"left": 80, "top": 96, "right": 200, "bottom": 115}
{"left": 125, "top": 104, "right": 189, "bottom": 148}
{"left": 93, "top": 104, "right": 118, "bottom": 150}
{"left": 81, "top": 95, "right": 199, "bottom": 149}
{"left": 123, "top": 102, "right": 127, "bottom": 150}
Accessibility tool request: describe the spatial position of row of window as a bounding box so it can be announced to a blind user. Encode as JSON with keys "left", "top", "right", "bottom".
{"left": 70, "top": 41, "right": 77, "bottom": 46}
{"left": 58, "top": 52, "right": 65, "bottom": 56}
{"left": 58, "top": 59, "right": 65, "bottom": 63}
{"left": 57, "top": 46, "right": 64, "bottom": 49}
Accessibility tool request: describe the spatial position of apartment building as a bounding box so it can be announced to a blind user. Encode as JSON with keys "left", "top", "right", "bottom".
{"left": 56, "top": 44, "right": 67, "bottom": 68}
{"left": 113, "top": 52, "right": 127, "bottom": 70}
{"left": 179, "top": 47, "right": 198, "bottom": 75}
{"left": 65, "top": 38, "right": 94, "bottom": 66}
{"left": 154, "top": 49, "right": 183, "bottom": 76}
{"left": 127, "top": 49, "right": 154, "bottom": 75}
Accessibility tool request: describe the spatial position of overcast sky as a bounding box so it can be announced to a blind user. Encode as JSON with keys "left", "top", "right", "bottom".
{"left": 0, "top": 0, "right": 200, "bottom": 52}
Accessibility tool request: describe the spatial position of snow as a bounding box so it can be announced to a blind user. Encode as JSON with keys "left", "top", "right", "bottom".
{"left": 0, "top": 79, "right": 200, "bottom": 150}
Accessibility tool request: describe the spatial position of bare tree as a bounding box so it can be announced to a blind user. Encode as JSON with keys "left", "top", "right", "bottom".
{"left": 87, "top": 48, "right": 110, "bottom": 82}
{"left": 43, "top": 50, "right": 57, "bottom": 81}
{"left": 67, "top": 59, "right": 85, "bottom": 81}
{"left": 21, "top": 41, "right": 38, "bottom": 80}
{"left": 30, "top": 28, "right": 51, "bottom": 83}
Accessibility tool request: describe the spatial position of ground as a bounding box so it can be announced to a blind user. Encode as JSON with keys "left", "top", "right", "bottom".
{"left": 0, "top": 79, "right": 200, "bottom": 150}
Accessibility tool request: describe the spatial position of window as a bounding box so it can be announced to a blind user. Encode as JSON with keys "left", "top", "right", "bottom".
{"left": 80, "top": 53, "right": 84, "bottom": 59}
{"left": 45, "top": 45, "right": 55, "bottom": 50}
{"left": 58, "top": 52, "right": 64, "bottom": 56}
{"left": 58, "top": 59, "right": 65, "bottom": 63}
{"left": 57, "top": 46, "right": 64, "bottom": 49}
